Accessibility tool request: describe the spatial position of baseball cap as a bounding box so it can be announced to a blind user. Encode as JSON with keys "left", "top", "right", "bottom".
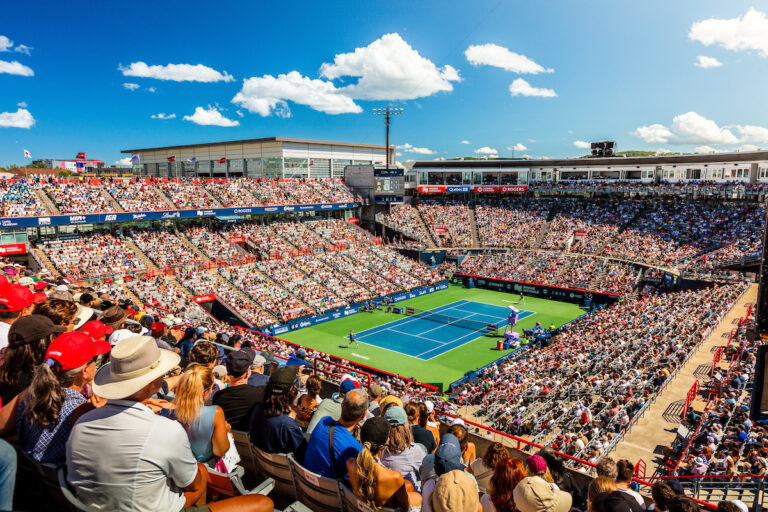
{"left": 18, "top": 277, "right": 34, "bottom": 286}
{"left": 384, "top": 405, "right": 408, "bottom": 426}
{"left": 33, "top": 281, "right": 49, "bottom": 291}
{"left": 251, "top": 354, "right": 266, "bottom": 369}
{"left": 297, "top": 348, "right": 308, "bottom": 358}
{"left": 7, "top": 314, "right": 67, "bottom": 346}
{"left": 212, "top": 365, "right": 227, "bottom": 379}
{"left": 226, "top": 350, "right": 255, "bottom": 378}
{"left": 49, "top": 290, "right": 74, "bottom": 302}
{"left": 431, "top": 470, "right": 479, "bottom": 512}
{"left": 55, "top": 284, "right": 69, "bottom": 292}
{"left": 425, "top": 400, "right": 435, "bottom": 413}
{"left": 0, "top": 280, "right": 36, "bottom": 312}
{"left": 150, "top": 322, "right": 166, "bottom": 336}
{"left": 379, "top": 394, "right": 403, "bottom": 410}
{"left": 79, "top": 320, "right": 114, "bottom": 340}
{"left": 361, "top": 416, "right": 391, "bottom": 447}
{"left": 339, "top": 377, "right": 362, "bottom": 395}
{"left": 434, "top": 433, "right": 465, "bottom": 475}
{"left": 109, "top": 328, "right": 134, "bottom": 346}
{"left": 513, "top": 476, "right": 573, "bottom": 512}
{"left": 269, "top": 365, "right": 299, "bottom": 394}
{"left": 195, "top": 326, "right": 208, "bottom": 337}
{"left": 526, "top": 455, "right": 548, "bottom": 475}
{"left": 46, "top": 331, "right": 111, "bottom": 372}
{"left": 370, "top": 384, "right": 383, "bottom": 397}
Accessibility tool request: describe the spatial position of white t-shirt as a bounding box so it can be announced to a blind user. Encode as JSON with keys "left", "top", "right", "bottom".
{"left": 481, "top": 493, "right": 497, "bottom": 512}
{"left": 617, "top": 486, "right": 646, "bottom": 509}
{"left": 0, "top": 321, "right": 10, "bottom": 351}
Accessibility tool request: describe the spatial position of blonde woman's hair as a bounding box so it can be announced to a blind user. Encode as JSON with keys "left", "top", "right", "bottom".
{"left": 387, "top": 423, "right": 414, "bottom": 454}
{"left": 173, "top": 363, "right": 213, "bottom": 427}
{"left": 588, "top": 476, "right": 618, "bottom": 503}
{"left": 356, "top": 441, "right": 380, "bottom": 510}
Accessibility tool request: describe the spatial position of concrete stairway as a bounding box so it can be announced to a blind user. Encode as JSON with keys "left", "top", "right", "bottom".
{"left": 531, "top": 220, "right": 553, "bottom": 249}
{"left": 35, "top": 189, "right": 60, "bottom": 215}
{"left": 153, "top": 186, "right": 180, "bottom": 210}
{"left": 123, "top": 239, "right": 159, "bottom": 271}
{"left": 469, "top": 209, "right": 481, "bottom": 247}
{"left": 100, "top": 189, "right": 125, "bottom": 212}
{"left": 414, "top": 205, "right": 440, "bottom": 247}
{"left": 174, "top": 231, "right": 214, "bottom": 262}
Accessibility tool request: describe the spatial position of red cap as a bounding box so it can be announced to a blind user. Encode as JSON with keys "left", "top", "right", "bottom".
{"left": 45, "top": 332, "right": 111, "bottom": 371}
{"left": 0, "top": 280, "right": 36, "bottom": 312}
{"left": 33, "top": 292, "right": 46, "bottom": 304}
{"left": 150, "top": 321, "right": 165, "bottom": 335}
{"left": 79, "top": 320, "right": 114, "bottom": 340}
{"left": 34, "top": 281, "right": 49, "bottom": 291}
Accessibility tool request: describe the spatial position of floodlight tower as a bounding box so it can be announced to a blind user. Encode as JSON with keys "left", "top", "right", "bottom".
{"left": 373, "top": 107, "right": 402, "bottom": 169}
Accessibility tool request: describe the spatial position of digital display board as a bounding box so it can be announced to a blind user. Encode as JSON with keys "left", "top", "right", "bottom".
{"left": 374, "top": 168, "right": 404, "bottom": 203}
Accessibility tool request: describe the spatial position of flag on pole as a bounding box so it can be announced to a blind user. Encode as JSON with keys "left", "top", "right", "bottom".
{"left": 167, "top": 156, "right": 176, "bottom": 162}
{"left": 23, "top": 150, "right": 31, "bottom": 159}
{"left": 75, "top": 152, "right": 85, "bottom": 160}
{"left": 130, "top": 154, "right": 140, "bottom": 163}
{"left": 217, "top": 157, "right": 226, "bottom": 164}
{"left": 187, "top": 157, "right": 198, "bottom": 163}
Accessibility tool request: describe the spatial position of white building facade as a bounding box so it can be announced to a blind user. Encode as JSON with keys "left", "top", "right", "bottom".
{"left": 122, "top": 137, "right": 394, "bottom": 179}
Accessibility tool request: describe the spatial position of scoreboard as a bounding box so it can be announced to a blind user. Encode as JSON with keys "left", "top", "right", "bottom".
{"left": 374, "top": 168, "right": 404, "bottom": 203}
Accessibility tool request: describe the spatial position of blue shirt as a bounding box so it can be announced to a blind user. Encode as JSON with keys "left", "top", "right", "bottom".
{"left": 18, "top": 387, "right": 86, "bottom": 464}
{"left": 303, "top": 416, "right": 361, "bottom": 479}
{"left": 249, "top": 405, "right": 306, "bottom": 456}
{"left": 285, "top": 355, "right": 310, "bottom": 368}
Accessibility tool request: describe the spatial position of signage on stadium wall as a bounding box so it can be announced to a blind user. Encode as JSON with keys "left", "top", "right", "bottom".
{"left": 348, "top": 217, "right": 360, "bottom": 224}
{"left": 193, "top": 293, "right": 215, "bottom": 304}
{"left": 0, "top": 202, "right": 360, "bottom": 229}
{"left": 229, "top": 236, "right": 246, "bottom": 243}
{"left": 434, "top": 227, "right": 448, "bottom": 233}
{"left": 573, "top": 231, "right": 587, "bottom": 240}
{"left": 260, "top": 280, "right": 450, "bottom": 335}
{"left": 0, "top": 243, "right": 26, "bottom": 255}
{"left": 417, "top": 185, "right": 529, "bottom": 194}
{"left": 454, "top": 273, "right": 619, "bottom": 305}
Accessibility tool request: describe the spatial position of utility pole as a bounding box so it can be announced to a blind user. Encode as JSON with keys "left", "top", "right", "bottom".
{"left": 373, "top": 107, "right": 402, "bottom": 169}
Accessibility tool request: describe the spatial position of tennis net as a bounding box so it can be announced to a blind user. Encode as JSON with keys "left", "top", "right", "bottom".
{"left": 404, "top": 307, "right": 501, "bottom": 332}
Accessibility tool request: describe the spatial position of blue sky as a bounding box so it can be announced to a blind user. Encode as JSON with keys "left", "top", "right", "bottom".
{"left": 1, "top": 0, "right": 768, "bottom": 166}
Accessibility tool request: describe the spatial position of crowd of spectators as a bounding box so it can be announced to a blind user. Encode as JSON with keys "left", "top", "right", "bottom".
{"left": 455, "top": 283, "right": 746, "bottom": 463}
{"left": 41, "top": 181, "right": 114, "bottom": 214}
{"left": 181, "top": 225, "right": 247, "bottom": 263}
{"left": 157, "top": 180, "right": 219, "bottom": 209}
{"left": 0, "top": 181, "right": 45, "bottom": 217}
{"left": 476, "top": 198, "right": 552, "bottom": 248}
{"left": 105, "top": 181, "right": 171, "bottom": 211}
{"left": 376, "top": 203, "right": 434, "bottom": 246}
{"left": 41, "top": 232, "right": 144, "bottom": 278}
{"left": 131, "top": 228, "right": 204, "bottom": 270}
{"left": 417, "top": 198, "right": 474, "bottom": 247}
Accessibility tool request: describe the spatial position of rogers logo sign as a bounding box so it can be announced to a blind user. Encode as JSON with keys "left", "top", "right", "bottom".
{"left": 500, "top": 186, "right": 528, "bottom": 193}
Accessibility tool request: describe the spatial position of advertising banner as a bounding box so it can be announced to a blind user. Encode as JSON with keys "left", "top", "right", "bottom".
{"left": 229, "top": 236, "right": 246, "bottom": 243}
{"left": 0, "top": 243, "right": 27, "bottom": 255}
{"left": 193, "top": 294, "right": 215, "bottom": 303}
{"left": 454, "top": 274, "right": 619, "bottom": 305}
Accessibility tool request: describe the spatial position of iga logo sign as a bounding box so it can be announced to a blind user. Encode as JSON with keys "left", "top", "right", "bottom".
{"left": 320, "top": 204, "right": 332, "bottom": 209}
{"left": 104, "top": 214, "right": 117, "bottom": 222}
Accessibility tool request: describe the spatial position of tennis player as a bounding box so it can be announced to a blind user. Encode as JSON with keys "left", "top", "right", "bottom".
{"left": 348, "top": 329, "right": 359, "bottom": 348}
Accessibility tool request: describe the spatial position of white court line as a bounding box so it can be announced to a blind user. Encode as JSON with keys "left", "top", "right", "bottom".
{"left": 351, "top": 353, "right": 370, "bottom": 360}
{"left": 415, "top": 330, "right": 485, "bottom": 359}
{"left": 415, "top": 312, "right": 482, "bottom": 337}
{"left": 387, "top": 328, "right": 446, "bottom": 344}
{"left": 352, "top": 300, "right": 471, "bottom": 338}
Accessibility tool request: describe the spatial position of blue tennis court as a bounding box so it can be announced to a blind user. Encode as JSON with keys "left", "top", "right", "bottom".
{"left": 350, "top": 299, "right": 534, "bottom": 360}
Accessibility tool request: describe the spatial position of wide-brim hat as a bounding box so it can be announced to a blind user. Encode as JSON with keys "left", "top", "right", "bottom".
{"left": 93, "top": 335, "right": 179, "bottom": 400}
{"left": 97, "top": 305, "right": 130, "bottom": 329}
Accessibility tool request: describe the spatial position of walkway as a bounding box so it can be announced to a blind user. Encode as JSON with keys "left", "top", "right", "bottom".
{"left": 609, "top": 283, "right": 757, "bottom": 474}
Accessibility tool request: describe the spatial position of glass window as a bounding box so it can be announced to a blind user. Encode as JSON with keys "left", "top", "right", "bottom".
{"left": 245, "top": 158, "right": 264, "bottom": 178}
{"left": 229, "top": 159, "right": 244, "bottom": 176}
{"left": 263, "top": 158, "right": 282, "bottom": 178}
{"left": 212, "top": 159, "right": 227, "bottom": 174}
{"left": 332, "top": 159, "right": 351, "bottom": 178}
{"left": 157, "top": 163, "right": 168, "bottom": 177}
{"left": 284, "top": 158, "right": 309, "bottom": 178}
{"left": 310, "top": 158, "right": 331, "bottom": 179}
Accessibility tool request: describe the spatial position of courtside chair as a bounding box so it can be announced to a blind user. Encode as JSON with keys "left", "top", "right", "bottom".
{"left": 287, "top": 453, "right": 345, "bottom": 512}
{"left": 251, "top": 444, "right": 298, "bottom": 500}
{"left": 231, "top": 429, "right": 258, "bottom": 474}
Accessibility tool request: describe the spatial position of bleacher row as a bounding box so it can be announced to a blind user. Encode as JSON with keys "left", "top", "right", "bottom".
{"left": 377, "top": 197, "right": 765, "bottom": 270}
{"left": 0, "top": 177, "right": 357, "bottom": 217}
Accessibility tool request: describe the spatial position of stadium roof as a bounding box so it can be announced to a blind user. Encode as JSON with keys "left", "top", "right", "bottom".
{"left": 414, "top": 150, "right": 768, "bottom": 168}
{"left": 122, "top": 136, "right": 389, "bottom": 153}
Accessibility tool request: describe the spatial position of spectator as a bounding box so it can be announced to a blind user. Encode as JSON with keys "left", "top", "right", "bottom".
{"left": 368, "top": 383, "right": 383, "bottom": 416}
{"left": 66, "top": 335, "right": 273, "bottom": 512}
{"left": 161, "top": 364, "right": 230, "bottom": 466}
{"left": 246, "top": 354, "right": 269, "bottom": 387}
{"left": 616, "top": 459, "right": 645, "bottom": 508}
{"left": 408, "top": 401, "right": 437, "bottom": 455}
{"left": 0, "top": 278, "right": 38, "bottom": 351}
{"left": 449, "top": 423, "right": 477, "bottom": 466}
{"left": 348, "top": 415, "right": 422, "bottom": 510}
{"left": 14, "top": 332, "right": 109, "bottom": 464}
{"left": 307, "top": 376, "right": 362, "bottom": 434}
{"left": 379, "top": 405, "right": 425, "bottom": 491}
{"left": 0, "top": 435, "right": 15, "bottom": 511}
{"left": 667, "top": 496, "right": 699, "bottom": 512}
{"left": 303, "top": 388, "right": 368, "bottom": 479}
{"left": 470, "top": 441, "right": 509, "bottom": 494}
{"left": 718, "top": 502, "right": 747, "bottom": 512}
{"left": 480, "top": 457, "right": 526, "bottom": 512}
{"left": 431, "top": 469, "right": 481, "bottom": 512}
{"left": 295, "top": 374, "right": 323, "bottom": 427}
{"left": 97, "top": 305, "right": 129, "bottom": 331}
{"left": 249, "top": 366, "right": 306, "bottom": 456}
{"left": 0, "top": 314, "right": 66, "bottom": 404}
{"left": 421, "top": 433, "right": 479, "bottom": 512}
{"left": 514, "top": 476, "right": 572, "bottom": 512}
{"left": 652, "top": 482, "right": 677, "bottom": 512}
{"left": 286, "top": 348, "right": 311, "bottom": 369}
{"left": 211, "top": 350, "right": 265, "bottom": 430}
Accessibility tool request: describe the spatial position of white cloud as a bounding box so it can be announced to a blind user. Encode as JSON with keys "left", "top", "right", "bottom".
{"left": 573, "top": 140, "right": 592, "bottom": 149}
{"left": 509, "top": 78, "right": 556, "bottom": 98}
{"left": 151, "top": 112, "right": 176, "bottom": 119}
{"left": 115, "top": 157, "right": 133, "bottom": 166}
{"left": 694, "top": 55, "right": 723, "bottom": 68}
{"left": 654, "top": 148, "right": 672, "bottom": 155}
{"left": 146, "top": 87, "right": 157, "bottom": 93}
{"left": 319, "top": 33, "right": 460, "bottom": 101}
{"left": 0, "top": 108, "right": 35, "bottom": 129}
{"left": 521, "top": 154, "right": 533, "bottom": 159}
{"left": 122, "top": 82, "right": 140, "bottom": 91}
{"left": 527, "top": 138, "right": 536, "bottom": 143}
{"left": 120, "top": 61, "right": 234, "bottom": 82}
{"left": 0, "top": 60, "right": 33, "bottom": 76}
{"left": 735, "top": 144, "right": 761, "bottom": 152}
{"left": 731, "top": 124, "right": 768, "bottom": 144}
{"left": 396, "top": 143, "right": 436, "bottom": 155}
{"left": 631, "top": 123, "right": 675, "bottom": 143}
{"left": 689, "top": 8, "right": 768, "bottom": 57}
{"left": 671, "top": 112, "right": 737, "bottom": 144}
{"left": 396, "top": 152, "right": 402, "bottom": 157}
{"left": 461, "top": 140, "right": 470, "bottom": 144}
{"left": 183, "top": 106, "right": 240, "bottom": 127}
{"left": 508, "top": 143, "right": 527, "bottom": 151}
{"left": 0, "top": 36, "right": 12, "bottom": 52}
{"left": 695, "top": 145, "right": 717, "bottom": 153}
{"left": 465, "top": 43, "right": 553, "bottom": 74}
{"left": 14, "top": 44, "right": 32, "bottom": 56}
{"left": 236, "top": 110, "right": 244, "bottom": 118}
{"left": 474, "top": 146, "right": 498, "bottom": 155}
{"left": 16, "top": 101, "right": 26, "bottom": 108}
{"left": 232, "top": 71, "right": 361, "bottom": 116}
